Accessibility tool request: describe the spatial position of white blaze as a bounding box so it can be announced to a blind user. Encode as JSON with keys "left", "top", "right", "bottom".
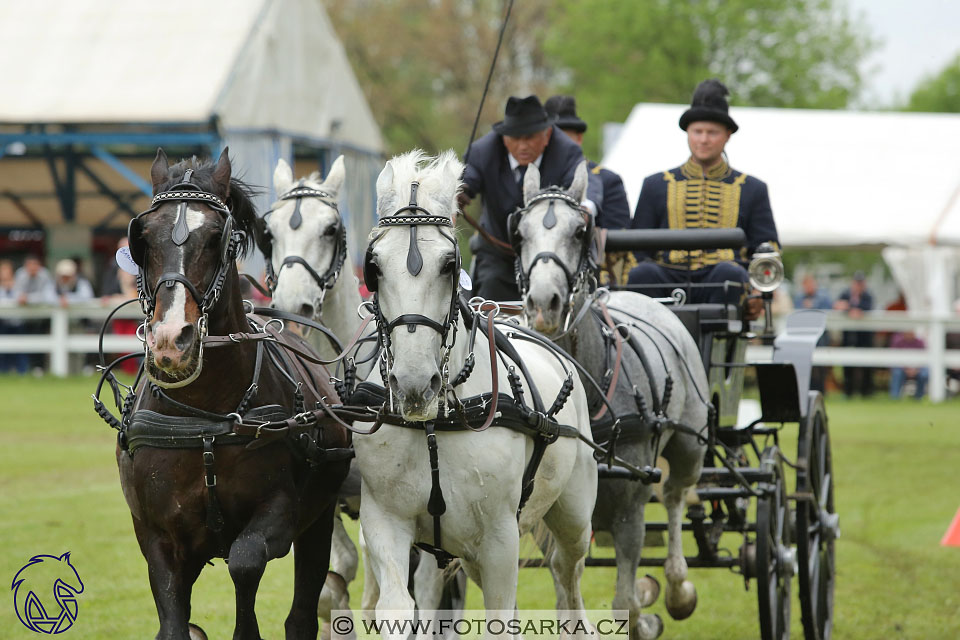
{"left": 160, "top": 207, "right": 208, "bottom": 328}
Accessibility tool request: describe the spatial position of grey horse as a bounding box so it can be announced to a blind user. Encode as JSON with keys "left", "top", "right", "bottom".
{"left": 512, "top": 161, "right": 710, "bottom": 639}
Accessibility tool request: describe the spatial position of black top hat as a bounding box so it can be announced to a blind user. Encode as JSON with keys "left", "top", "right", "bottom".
{"left": 544, "top": 95, "right": 587, "bottom": 133}
{"left": 679, "top": 79, "right": 739, "bottom": 133}
{"left": 492, "top": 95, "right": 556, "bottom": 137}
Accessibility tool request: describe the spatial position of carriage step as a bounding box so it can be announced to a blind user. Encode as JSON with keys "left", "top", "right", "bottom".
{"left": 520, "top": 556, "right": 739, "bottom": 569}
{"left": 698, "top": 467, "right": 774, "bottom": 484}
{"left": 696, "top": 487, "right": 761, "bottom": 500}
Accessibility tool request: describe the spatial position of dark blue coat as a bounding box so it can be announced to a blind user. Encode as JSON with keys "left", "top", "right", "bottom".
{"left": 629, "top": 160, "right": 779, "bottom": 269}
{"left": 462, "top": 125, "right": 584, "bottom": 247}
{"left": 587, "top": 161, "right": 630, "bottom": 230}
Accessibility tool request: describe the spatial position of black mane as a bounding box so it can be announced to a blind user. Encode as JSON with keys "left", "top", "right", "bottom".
{"left": 154, "top": 156, "right": 262, "bottom": 259}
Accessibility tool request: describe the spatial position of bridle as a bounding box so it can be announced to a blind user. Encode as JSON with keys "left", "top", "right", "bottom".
{"left": 507, "top": 187, "right": 599, "bottom": 330}
{"left": 362, "top": 182, "right": 462, "bottom": 410}
{"left": 260, "top": 182, "right": 347, "bottom": 313}
{"left": 127, "top": 169, "right": 245, "bottom": 388}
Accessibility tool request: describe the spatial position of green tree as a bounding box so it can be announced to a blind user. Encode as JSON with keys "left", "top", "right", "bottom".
{"left": 543, "top": 0, "right": 876, "bottom": 158}
{"left": 906, "top": 53, "right": 960, "bottom": 112}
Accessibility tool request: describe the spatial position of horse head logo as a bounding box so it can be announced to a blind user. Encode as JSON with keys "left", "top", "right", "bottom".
{"left": 11, "top": 552, "right": 84, "bottom": 634}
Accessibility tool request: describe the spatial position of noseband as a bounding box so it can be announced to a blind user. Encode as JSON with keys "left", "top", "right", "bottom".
{"left": 261, "top": 183, "right": 347, "bottom": 312}
{"left": 507, "top": 188, "right": 599, "bottom": 327}
{"left": 363, "top": 182, "right": 461, "bottom": 406}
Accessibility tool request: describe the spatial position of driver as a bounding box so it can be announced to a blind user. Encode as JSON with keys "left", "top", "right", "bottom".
{"left": 627, "top": 79, "right": 778, "bottom": 315}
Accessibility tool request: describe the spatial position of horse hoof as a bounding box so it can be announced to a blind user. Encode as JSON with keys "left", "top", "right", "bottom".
{"left": 635, "top": 613, "right": 664, "bottom": 639}
{"left": 188, "top": 623, "right": 208, "bottom": 640}
{"left": 636, "top": 573, "right": 661, "bottom": 608}
{"left": 665, "top": 580, "right": 697, "bottom": 620}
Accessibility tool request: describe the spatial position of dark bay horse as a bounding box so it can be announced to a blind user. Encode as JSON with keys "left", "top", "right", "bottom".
{"left": 116, "top": 149, "right": 350, "bottom": 640}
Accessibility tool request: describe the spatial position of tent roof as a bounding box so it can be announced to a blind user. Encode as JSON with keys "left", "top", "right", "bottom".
{"left": 0, "top": 0, "right": 382, "bottom": 152}
{"left": 602, "top": 104, "right": 960, "bottom": 248}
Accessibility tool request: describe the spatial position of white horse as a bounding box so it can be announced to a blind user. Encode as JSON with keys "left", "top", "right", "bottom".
{"left": 265, "top": 156, "right": 367, "bottom": 632}
{"left": 513, "top": 161, "right": 710, "bottom": 639}
{"left": 265, "top": 157, "right": 457, "bottom": 631}
{"left": 354, "top": 150, "right": 597, "bottom": 635}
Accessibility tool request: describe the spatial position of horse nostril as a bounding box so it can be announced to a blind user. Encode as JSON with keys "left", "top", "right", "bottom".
{"left": 425, "top": 373, "right": 442, "bottom": 402}
{"left": 549, "top": 293, "right": 562, "bottom": 312}
{"left": 299, "top": 303, "right": 315, "bottom": 319}
{"left": 388, "top": 374, "right": 404, "bottom": 399}
{"left": 175, "top": 324, "right": 196, "bottom": 352}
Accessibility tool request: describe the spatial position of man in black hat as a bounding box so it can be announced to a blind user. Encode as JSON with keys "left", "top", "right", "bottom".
{"left": 627, "top": 79, "right": 779, "bottom": 313}
{"left": 544, "top": 95, "right": 630, "bottom": 230}
{"left": 459, "top": 95, "right": 585, "bottom": 301}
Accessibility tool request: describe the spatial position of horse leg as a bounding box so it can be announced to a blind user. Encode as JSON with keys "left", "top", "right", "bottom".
{"left": 228, "top": 499, "right": 297, "bottom": 640}
{"left": 476, "top": 517, "right": 520, "bottom": 625}
{"left": 286, "top": 502, "right": 337, "bottom": 640}
{"left": 610, "top": 489, "right": 663, "bottom": 640}
{"left": 412, "top": 555, "right": 445, "bottom": 615}
{"left": 318, "top": 509, "right": 358, "bottom": 639}
{"left": 359, "top": 499, "right": 416, "bottom": 640}
{"left": 661, "top": 478, "right": 698, "bottom": 621}
{"left": 358, "top": 525, "right": 380, "bottom": 625}
{"left": 136, "top": 521, "right": 203, "bottom": 640}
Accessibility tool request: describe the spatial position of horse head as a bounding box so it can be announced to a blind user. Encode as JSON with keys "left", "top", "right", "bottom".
{"left": 509, "top": 160, "right": 591, "bottom": 334}
{"left": 265, "top": 156, "right": 347, "bottom": 322}
{"left": 365, "top": 150, "right": 463, "bottom": 421}
{"left": 130, "top": 148, "right": 258, "bottom": 387}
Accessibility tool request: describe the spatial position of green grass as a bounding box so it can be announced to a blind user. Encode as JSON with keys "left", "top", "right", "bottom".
{"left": 2, "top": 376, "right": 959, "bottom": 639}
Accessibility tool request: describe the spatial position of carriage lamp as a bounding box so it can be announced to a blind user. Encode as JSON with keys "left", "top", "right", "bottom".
{"left": 748, "top": 243, "right": 784, "bottom": 293}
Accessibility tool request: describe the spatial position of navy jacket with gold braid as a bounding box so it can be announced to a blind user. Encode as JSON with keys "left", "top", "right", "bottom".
{"left": 630, "top": 158, "right": 779, "bottom": 270}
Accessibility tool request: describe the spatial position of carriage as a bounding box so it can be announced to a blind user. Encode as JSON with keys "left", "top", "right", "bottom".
{"left": 562, "top": 226, "right": 837, "bottom": 640}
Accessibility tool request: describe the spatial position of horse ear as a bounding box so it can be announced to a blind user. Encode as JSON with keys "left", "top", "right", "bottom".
{"left": 59, "top": 552, "right": 71, "bottom": 562}
{"left": 321, "top": 155, "right": 346, "bottom": 196}
{"left": 376, "top": 161, "right": 394, "bottom": 199}
{"left": 150, "top": 148, "right": 169, "bottom": 195}
{"left": 274, "top": 158, "right": 294, "bottom": 194}
{"left": 522, "top": 163, "right": 541, "bottom": 204}
{"left": 566, "top": 160, "right": 589, "bottom": 202}
{"left": 438, "top": 150, "right": 464, "bottom": 213}
{"left": 212, "top": 147, "right": 232, "bottom": 198}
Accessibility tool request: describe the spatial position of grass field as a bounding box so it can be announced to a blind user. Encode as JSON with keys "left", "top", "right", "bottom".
{"left": 2, "top": 375, "right": 959, "bottom": 639}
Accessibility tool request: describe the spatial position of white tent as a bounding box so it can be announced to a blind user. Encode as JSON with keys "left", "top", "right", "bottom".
{"left": 0, "top": 0, "right": 383, "bottom": 263}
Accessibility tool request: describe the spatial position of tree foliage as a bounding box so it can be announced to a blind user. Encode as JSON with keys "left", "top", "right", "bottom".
{"left": 327, "top": 0, "right": 875, "bottom": 158}
{"left": 543, "top": 0, "right": 876, "bottom": 157}
{"left": 906, "top": 54, "right": 960, "bottom": 113}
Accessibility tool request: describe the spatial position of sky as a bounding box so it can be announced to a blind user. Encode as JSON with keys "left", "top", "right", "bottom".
{"left": 848, "top": 0, "right": 960, "bottom": 106}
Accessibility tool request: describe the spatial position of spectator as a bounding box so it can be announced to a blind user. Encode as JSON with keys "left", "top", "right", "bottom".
{"left": 834, "top": 270, "right": 875, "bottom": 397}
{"left": 14, "top": 254, "right": 56, "bottom": 305}
{"left": 54, "top": 259, "right": 95, "bottom": 306}
{"left": 889, "top": 330, "right": 928, "bottom": 399}
{"left": 0, "top": 259, "right": 29, "bottom": 373}
{"left": 794, "top": 274, "right": 832, "bottom": 393}
{"left": 102, "top": 239, "right": 142, "bottom": 375}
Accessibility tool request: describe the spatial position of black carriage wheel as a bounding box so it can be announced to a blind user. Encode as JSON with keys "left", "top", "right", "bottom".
{"left": 757, "top": 446, "right": 791, "bottom": 640}
{"left": 796, "top": 392, "right": 836, "bottom": 640}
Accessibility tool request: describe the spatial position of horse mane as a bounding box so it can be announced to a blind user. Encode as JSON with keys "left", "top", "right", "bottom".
{"left": 376, "top": 149, "right": 464, "bottom": 221}
{"left": 154, "top": 156, "right": 261, "bottom": 259}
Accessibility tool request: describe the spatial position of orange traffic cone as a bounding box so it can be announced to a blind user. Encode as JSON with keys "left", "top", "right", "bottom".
{"left": 940, "top": 507, "right": 960, "bottom": 547}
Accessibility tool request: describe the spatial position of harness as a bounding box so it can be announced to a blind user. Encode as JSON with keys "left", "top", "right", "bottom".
{"left": 259, "top": 183, "right": 348, "bottom": 311}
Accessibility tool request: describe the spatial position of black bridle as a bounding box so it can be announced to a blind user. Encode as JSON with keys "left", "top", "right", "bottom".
{"left": 363, "top": 182, "right": 462, "bottom": 406}
{"left": 261, "top": 183, "right": 347, "bottom": 312}
{"left": 507, "top": 187, "right": 599, "bottom": 328}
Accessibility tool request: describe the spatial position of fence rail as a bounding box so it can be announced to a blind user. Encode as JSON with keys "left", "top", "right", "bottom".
{"left": 2, "top": 305, "right": 959, "bottom": 399}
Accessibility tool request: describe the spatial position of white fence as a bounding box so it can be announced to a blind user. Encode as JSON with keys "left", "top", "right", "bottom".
{"left": 2, "top": 305, "right": 960, "bottom": 400}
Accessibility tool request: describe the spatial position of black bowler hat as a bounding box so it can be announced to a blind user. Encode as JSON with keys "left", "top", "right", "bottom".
{"left": 492, "top": 95, "right": 556, "bottom": 137}
{"left": 679, "top": 79, "right": 739, "bottom": 133}
{"left": 544, "top": 95, "right": 587, "bottom": 133}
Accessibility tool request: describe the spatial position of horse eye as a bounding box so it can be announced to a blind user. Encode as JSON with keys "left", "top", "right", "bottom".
{"left": 323, "top": 224, "right": 338, "bottom": 237}
{"left": 440, "top": 259, "right": 456, "bottom": 275}
{"left": 574, "top": 225, "right": 586, "bottom": 239}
